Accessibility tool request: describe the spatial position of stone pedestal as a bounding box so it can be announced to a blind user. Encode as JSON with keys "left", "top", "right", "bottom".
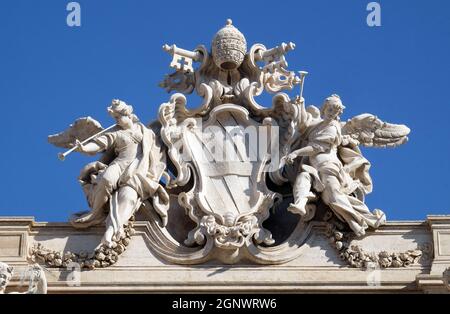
{"left": 1, "top": 216, "right": 449, "bottom": 293}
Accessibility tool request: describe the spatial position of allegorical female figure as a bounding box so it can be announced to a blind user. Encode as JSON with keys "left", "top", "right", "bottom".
{"left": 70, "top": 100, "right": 169, "bottom": 247}
{"left": 285, "top": 94, "right": 409, "bottom": 236}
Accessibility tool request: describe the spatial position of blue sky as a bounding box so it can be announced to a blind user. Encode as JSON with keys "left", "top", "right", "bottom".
{"left": 0, "top": 0, "right": 449, "bottom": 222}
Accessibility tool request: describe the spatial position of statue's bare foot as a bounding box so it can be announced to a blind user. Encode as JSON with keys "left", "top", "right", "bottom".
{"left": 288, "top": 192, "right": 317, "bottom": 221}
{"left": 99, "top": 238, "right": 117, "bottom": 249}
{"left": 302, "top": 204, "right": 316, "bottom": 221}
{"left": 353, "top": 227, "right": 366, "bottom": 238}
{"left": 288, "top": 203, "right": 305, "bottom": 216}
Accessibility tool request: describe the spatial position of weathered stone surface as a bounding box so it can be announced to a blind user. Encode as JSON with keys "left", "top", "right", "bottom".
{"left": 2, "top": 20, "right": 448, "bottom": 294}
{"left": 1, "top": 216, "right": 449, "bottom": 293}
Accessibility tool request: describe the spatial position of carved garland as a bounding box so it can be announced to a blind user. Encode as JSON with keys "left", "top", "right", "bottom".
{"left": 324, "top": 214, "right": 430, "bottom": 268}
{"left": 30, "top": 220, "right": 135, "bottom": 270}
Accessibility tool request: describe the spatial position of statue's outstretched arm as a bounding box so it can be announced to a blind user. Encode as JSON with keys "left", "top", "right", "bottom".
{"left": 76, "top": 140, "right": 103, "bottom": 156}
{"left": 290, "top": 145, "right": 318, "bottom": 158}
{"left": 285, "top": 145, "right": 321, "bottom": 165}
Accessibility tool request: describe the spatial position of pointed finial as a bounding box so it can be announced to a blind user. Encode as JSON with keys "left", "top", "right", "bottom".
{"left": 226, "top": 18, "right": 233, "bottom": 26}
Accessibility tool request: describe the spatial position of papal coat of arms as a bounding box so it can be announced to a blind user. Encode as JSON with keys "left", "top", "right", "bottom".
{"left": 41, "top": 19, "right": 413, "bottom": 268}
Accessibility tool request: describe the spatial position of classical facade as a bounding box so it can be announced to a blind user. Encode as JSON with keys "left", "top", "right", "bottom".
{"left": 1, "top": 20, "right": 449, "bottom": 293}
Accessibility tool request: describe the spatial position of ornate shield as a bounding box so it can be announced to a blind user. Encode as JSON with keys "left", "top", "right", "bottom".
{"left": 185, "top": 105, "right": 270, "bottom": 219}
{"left": 153, "top": 20, "right": 316, "bottom": 264}
{"left": 159, "top": 96, "right": 278, "bottom": 251}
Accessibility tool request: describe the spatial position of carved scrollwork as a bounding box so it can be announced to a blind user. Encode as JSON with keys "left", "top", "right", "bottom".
{"left": 200, "top": 214, "right": 258, "bottom": 249}
{"left": 263, "top": 65, "right": 299, "bottom": 94}
{"left": 159, "top": 71, "right": 195, "bottom": 94}
{"left": 184, "top": 194, "right": 278, "bottom": 250}
{"left": 158, "top": 94, "right": 201, "bottom": 187}
{"left": 251, "top": 42, "right": 300, "bottom": 94}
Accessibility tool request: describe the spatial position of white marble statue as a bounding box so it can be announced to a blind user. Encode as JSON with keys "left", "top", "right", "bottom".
{"left": 49, "top": 100, "right": 169, "bottom": 248}
{"left": 0, "top": 262, "right": 13, "bottom": 294}
{"left": 160, "top": 19, "right": 300, "bottom": 108}
{"left": 0, "top": 262, "right": 47, "bottom": 294}
{"left": 284, "top": 94, "right": 410, "bottom": 237}
{"left": 40, "top": 20, "right": 413, "bottom": 267}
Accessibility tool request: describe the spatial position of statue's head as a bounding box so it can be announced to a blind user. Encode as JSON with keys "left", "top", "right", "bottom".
{"left": 0, "top": 262, "right": 13, "bottom": 293}
{"left": 321, "top": 94, "right": 345, "bottom": 121}
{"left": 211, "top": 19, "right": 247, "bottom": 71}
{"left": 108, "top": 99, "right": 139, "bottom": 129}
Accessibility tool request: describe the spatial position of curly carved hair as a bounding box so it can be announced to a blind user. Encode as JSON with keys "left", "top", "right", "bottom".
{"left": 107, "top": 99, "right": 139, "bottom": 122}
{"left": 321, "top": 94, "right": 346, "bottom": 117}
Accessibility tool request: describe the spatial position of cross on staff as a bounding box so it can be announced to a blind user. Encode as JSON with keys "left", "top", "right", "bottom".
{"left": 162, "top": 44, "right": 200, "bottom": 73}
{"left": 170, "top": 53, "right": 194, "bottom": 73}
{"left": 176, "top": 57, "right": 189, "bottom": 71}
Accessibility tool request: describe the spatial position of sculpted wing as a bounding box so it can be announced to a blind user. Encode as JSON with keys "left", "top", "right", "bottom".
{"left": 341, "top": 113, "right": 410, "bottom": 148}
{"left": 48, "top": 117, "right": 104, "bottom": 149}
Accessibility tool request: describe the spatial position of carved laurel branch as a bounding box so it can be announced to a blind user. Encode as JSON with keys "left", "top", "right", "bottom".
{"left": 324, "top": 217, "right": 430, "bottom": 269}
{"left": 29, "top": 220, "right": 135, "bottom": 270}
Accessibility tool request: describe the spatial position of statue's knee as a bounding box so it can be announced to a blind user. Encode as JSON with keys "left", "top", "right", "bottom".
{"left": 98, "top": 178, "right": 115, "bottom": 194}
{"left": 299, "top": 172, "right": 310, "bottom": 181}
{"left": 323, "top": 187, "right": 337, "bottom": 204}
